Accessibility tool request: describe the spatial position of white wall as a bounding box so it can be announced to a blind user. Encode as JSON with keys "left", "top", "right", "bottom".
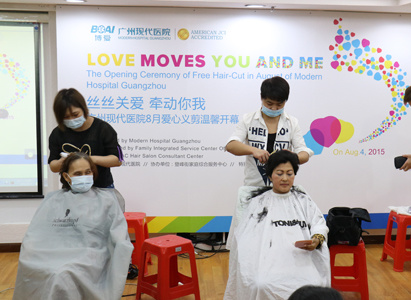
{"left": 2, "top": 5, "right": 411, "bottom": 242}
{"left": 56, "top": 7, "right": 411, "bottom": 219}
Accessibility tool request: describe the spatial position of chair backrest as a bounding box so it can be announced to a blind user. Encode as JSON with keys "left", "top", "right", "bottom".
{"left": 113, "top": 188, "right": 126, "bottom": 213}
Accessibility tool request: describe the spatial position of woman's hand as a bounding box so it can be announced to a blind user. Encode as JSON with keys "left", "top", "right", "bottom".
{"left": 400, "top": 154, "right": 411, "bottom": 171}
{"left": 90, "top": 154, "right": 122, "bottom": 168}
{"left": 252, "top": 148, "right": 270, "bottom": 164}
{"left": 226, "top": 141, "right": 270, "bottom": 163}
{"left": 303, "top": 238, "right": 320, "bottom": 251}
{"left": 49, "top": 156, "right": 67, "bottom": 173}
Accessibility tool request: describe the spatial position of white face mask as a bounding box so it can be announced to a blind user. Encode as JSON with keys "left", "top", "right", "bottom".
{"left": 64, "top": 115, "right": 86, "bottom": 129}
{"left": 261, "top": 104, "right": 284, "bottom": 118}
{"left": 67, "top": 174, "right": 93, "bottom": 193}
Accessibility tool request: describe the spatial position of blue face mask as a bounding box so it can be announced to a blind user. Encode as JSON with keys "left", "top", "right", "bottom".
{"left": 67, "top": 175, "right": 93, "bottom": 193}
{"left": 64, "top": 115, "right": 86, "bottom": 129}
{"left": 261, "top": 104, "right": 284, "bottom": 118}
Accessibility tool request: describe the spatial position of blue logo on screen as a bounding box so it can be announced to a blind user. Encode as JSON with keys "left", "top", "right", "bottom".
{"left": 91, "top": 25, "right": 115, "bottom": 34}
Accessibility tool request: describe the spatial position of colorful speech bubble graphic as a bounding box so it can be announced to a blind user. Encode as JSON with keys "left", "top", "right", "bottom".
{"left": 304, "top": 116, "right": 354, "bottom": 155}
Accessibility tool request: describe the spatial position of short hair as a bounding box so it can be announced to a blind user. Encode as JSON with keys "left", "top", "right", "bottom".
{"left": 53, "top": 88, "right": 89, "bottom": 130}
{"left": 288, "top": 285, "right": 343, "bottom": 300}
{"left": 265, "top": 150, "right": 299, "bottom": 178}
{"left": 404, "top": 86, "right": 411, "bottom": 105}
{"left": 59, "top": 152, "right": 98, "bottom": 190}
{"left": 260, "top": 76, "right": 290, "bottom": 103}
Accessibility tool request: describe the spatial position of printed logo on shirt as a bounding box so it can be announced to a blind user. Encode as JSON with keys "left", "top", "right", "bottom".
{"left": 249, "top": 140, "right": 265, "bottom": 149}
{"left": 278, "top": 128, "right": 289, "bottom": 136}
{"left": 52, "top": 209, "right": 79, "bottom": 228}
{"left": 62, "top": 143, "right": 91, "bottom": 155}
{"left": 274, "top": 141, "right": 290, "bottom": 151}
{"left": 271, "top": 219, "right": 307, "bottom": 228}
{"left": 249, "top": 127, "right": 266, "bottom": 137}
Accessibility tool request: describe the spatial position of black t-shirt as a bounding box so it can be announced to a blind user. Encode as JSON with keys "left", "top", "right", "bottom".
{"left": 48, "top": 117, "right": 121, "bottom": 188}
{"left": 267, "top": 133, "right": 276, "bottom": 154}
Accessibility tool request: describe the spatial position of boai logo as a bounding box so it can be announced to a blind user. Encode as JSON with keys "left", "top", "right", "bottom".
{"left": 91, "top": 25, "right": 115, "bottom": 34}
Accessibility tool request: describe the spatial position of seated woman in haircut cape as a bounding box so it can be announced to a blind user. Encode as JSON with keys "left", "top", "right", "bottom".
{"left": 13, "top": 152, "right": 133, "bottom": 300}
{"left": 224, "top": 150, "right": 330, "bottom": 300}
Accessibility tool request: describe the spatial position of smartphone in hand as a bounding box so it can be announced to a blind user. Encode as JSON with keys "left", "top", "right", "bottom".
{"left": 395, "top": 156, "right": 407, "bottom": 169}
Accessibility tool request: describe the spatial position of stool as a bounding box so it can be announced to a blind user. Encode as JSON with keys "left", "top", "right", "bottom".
{"left": 380, "top": 210, "right": 411, "bottom": 272}
{"left": 136, "top": 235, "right": 201, "bottom": 300}
{"left": 330, "top": 240, "right": 369, "bottom": 300}
{"left": 124, "top": 212, "right": 150, "bottom": 270}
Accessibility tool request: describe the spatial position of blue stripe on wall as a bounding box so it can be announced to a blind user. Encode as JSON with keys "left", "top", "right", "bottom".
{"left": 0, "top": 155, "right": 48, "bottom": 164}
{"left": 198, "top": 216, "right": 232, "bottom": 232}
{"left": 363, "top": 213, "right": 390, "bottom": 229}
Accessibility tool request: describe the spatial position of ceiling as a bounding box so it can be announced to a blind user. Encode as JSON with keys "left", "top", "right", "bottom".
{"left": 2, "top": 0, "right": 411, "bottom": 13}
